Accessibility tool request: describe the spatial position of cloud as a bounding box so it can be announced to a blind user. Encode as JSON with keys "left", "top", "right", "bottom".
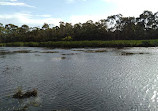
{"left": 35, "top": 14, "right": 52, "bottom": 18}
{"left": 0, "top": 1, "right": 35, "bottom": 8}
{"left": 103, "top": 0, "right": 158, "bottom": 17}
{"left": 69, "top": 14, "right": 108, "bottom": 24}
{"left": 0, "top": 13, "right": 62, "bottom": 27}
{"left": 9, "top": 0, "right": 17, "bottom": 1}
{"left": 0, "top": 12, "right": 108, "bottom": 27}
{"left": 66, "top": 0, "right": 87, "bottom": 3}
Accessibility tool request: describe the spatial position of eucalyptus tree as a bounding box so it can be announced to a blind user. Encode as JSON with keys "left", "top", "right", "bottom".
{"left": 0, "top": 23, "right": 5, "bottom": 42}
{"left": 65, "top": 23, "right": 73, "bottom": 37}
{"left": 4, "top": 24, "right": 19, "bottom": 42}
{"left": 136, "top": 10, "right": 157, "bottom": 39}
{"left": 119, "top": 17, "right": 137, "bottom": 39}
{"left": 73, "top": 23, "right": 82, "bottom": 40}
{"left": 42, "top": 23, "right": 49, "bottom": 30}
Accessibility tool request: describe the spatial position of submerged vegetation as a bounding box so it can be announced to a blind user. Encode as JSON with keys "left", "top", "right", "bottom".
{"left": 0, "top": 10, "right": 158, "bottom": 47}
{"left": 11, "top": 87, "right": 70, "bottom": 111}
{"left": 120, "top": 51, "right": 150, "bottom": 56}
{"left": 13, "top": 88, "right": 37, "bottom": 99}
{"left": 9, "top": 88, "right": 40, "bottom": 111}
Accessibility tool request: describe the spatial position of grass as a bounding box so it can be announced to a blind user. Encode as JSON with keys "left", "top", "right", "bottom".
{"left": 1, "top": 39, "right": 158, "bottom": 48}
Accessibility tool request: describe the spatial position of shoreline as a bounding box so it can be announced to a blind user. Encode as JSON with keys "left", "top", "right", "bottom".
{"left": 0, "top": 40, "right": 158, "bottom": 48}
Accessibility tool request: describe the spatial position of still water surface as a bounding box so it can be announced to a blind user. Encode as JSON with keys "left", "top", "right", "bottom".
{"left": 0, "top": 47, "right": 158, "bottom": 111}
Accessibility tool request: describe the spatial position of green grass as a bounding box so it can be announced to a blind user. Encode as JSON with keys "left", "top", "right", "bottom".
{"left": 1, "top": 40, "right": 158, "bottom": 48}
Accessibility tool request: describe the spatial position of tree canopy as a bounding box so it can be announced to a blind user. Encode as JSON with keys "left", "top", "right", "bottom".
{"left": 1, "top": 10, "right": 158, "bottom": 43}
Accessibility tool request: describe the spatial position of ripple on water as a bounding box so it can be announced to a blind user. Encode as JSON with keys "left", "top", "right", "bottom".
{"left": 1, "top": 47, "right": 158, "bottom": 110}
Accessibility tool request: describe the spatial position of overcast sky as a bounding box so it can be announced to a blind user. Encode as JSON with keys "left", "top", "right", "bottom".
{"left": 0, "top": 0, "right": 158, "bottom": 27}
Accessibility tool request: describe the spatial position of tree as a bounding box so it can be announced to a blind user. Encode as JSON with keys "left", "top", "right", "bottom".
{"left": 0, "top": 10, "right": 158, "bottom": 43}
{"left": 42, "top": 23, "right": 49, "bottom": 30}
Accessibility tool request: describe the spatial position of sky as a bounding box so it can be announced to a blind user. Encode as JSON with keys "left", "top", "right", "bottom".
{"left": 0, "top": 0, "right": 158, "bottom": 27}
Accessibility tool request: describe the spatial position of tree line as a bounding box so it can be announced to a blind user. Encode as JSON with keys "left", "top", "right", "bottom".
{"left": 0, "top": 10, "right": 158, "bottom": 43}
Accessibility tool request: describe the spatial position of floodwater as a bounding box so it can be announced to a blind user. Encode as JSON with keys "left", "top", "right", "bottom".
{"left": 0, "top": 47, "right": 158, "bottom": 111}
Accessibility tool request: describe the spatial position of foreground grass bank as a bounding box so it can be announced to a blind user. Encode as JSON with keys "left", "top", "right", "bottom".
{"left": 0, "top": 40, "right": 158, "bottom": 48}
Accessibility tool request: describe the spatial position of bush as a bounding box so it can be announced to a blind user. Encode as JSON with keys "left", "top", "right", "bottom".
{"left": 141, "top": 41, "right": 150, "bottom": 47}
{"left": 62, "top": 36, "right": 73, "bottom": 41}
{"left": 152, "top": 41, "right": 158, "bottom": 46}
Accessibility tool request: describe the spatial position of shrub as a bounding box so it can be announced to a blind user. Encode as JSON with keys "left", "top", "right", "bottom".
{"left": 141, "top": 41, "right": 150, "bottom": 47}
{"left": 62, "top": 36, "right": 73, "bottom": 41}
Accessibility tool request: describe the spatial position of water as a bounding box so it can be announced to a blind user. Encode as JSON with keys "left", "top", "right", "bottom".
{"left": 0, "top": 47, "right": 158, "bottom": 111}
